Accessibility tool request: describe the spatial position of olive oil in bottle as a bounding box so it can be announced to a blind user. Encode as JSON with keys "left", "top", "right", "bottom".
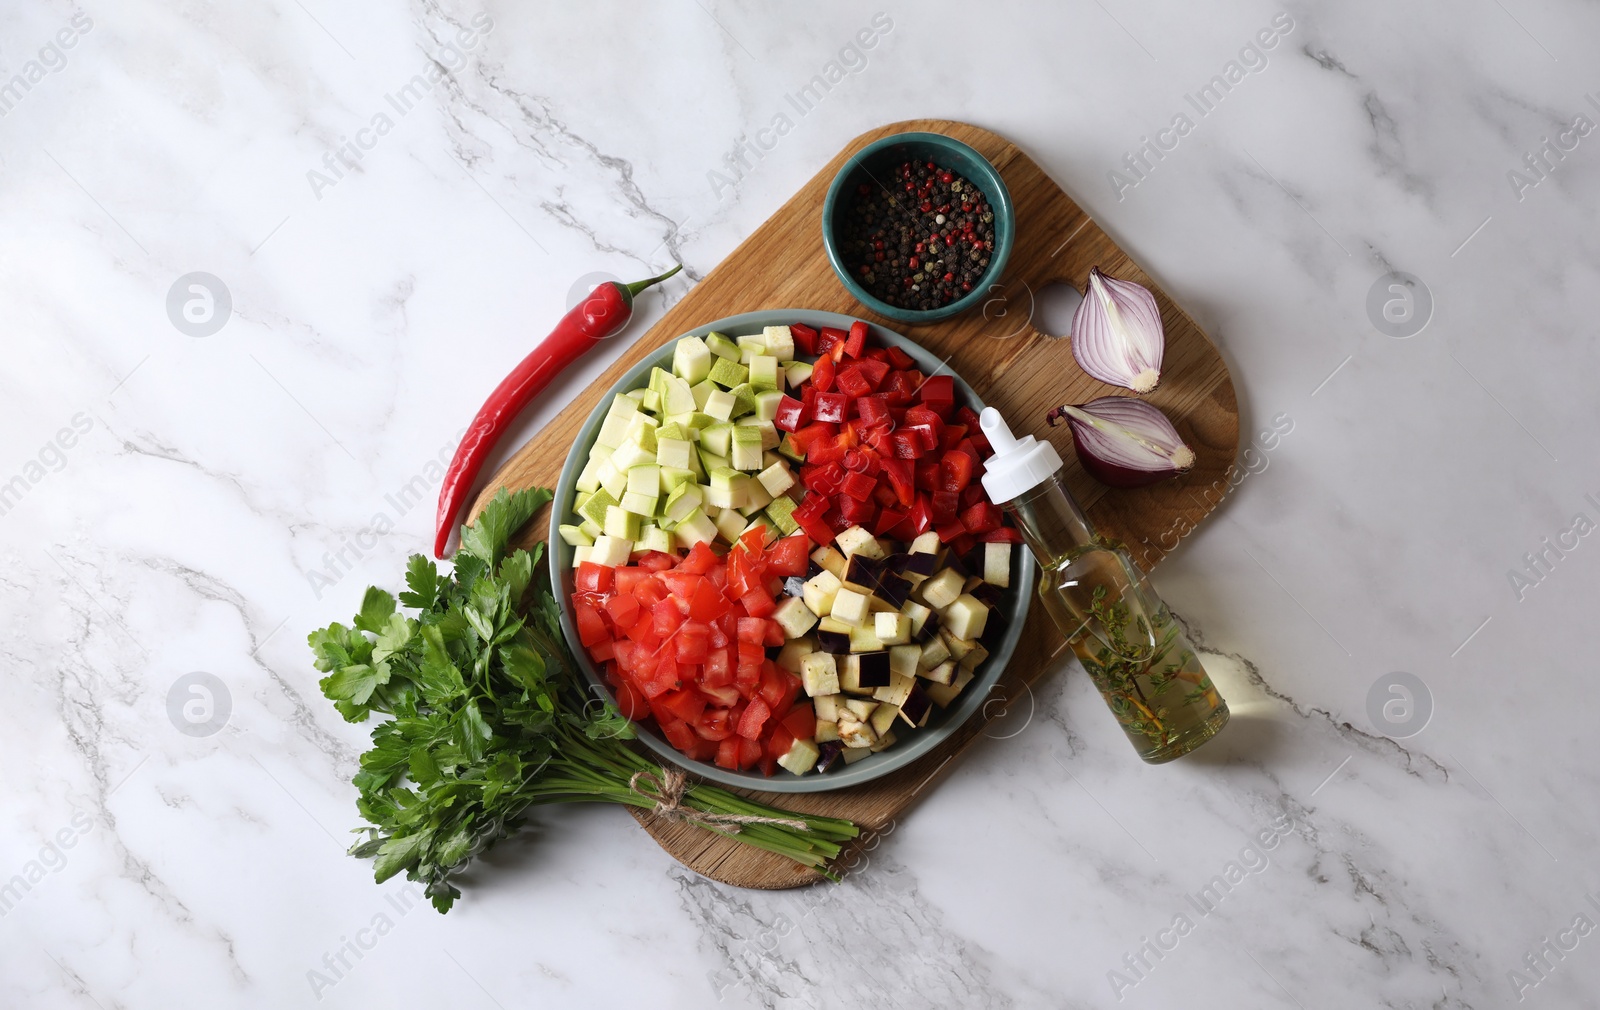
{"left": 978, "top": 408, "right": 1228, "bottom": 763}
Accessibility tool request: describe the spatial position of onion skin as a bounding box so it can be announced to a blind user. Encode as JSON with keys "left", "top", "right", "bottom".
{"left": 1069, "top": 268, "right": 1166, "bottom": 394}
{"left": 1047, "top": 397, "right": 1195, "bottom": 488}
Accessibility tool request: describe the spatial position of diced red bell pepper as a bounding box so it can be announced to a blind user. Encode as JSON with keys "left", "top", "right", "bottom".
{"left": 908, "top": 494, "right": 933, "bottom": 535}
{"left": 811, "top": 353, "right": 836, "bottom": 392}
{"left": 905, "top": 423, "right": 940, "bottom": 452}
{"left": 790, "top": 322, "right": 818, "bottom": 355}
{"left": 891, "top": 432, "right": 926, "bottom": 459}
{"left": 817, "top": 327, "right": 848, "bottom": 361}
{"left": 862, "top": 347, "right": 890, "bottom": 364}
{"left": 871, "top": 483, "right": 899, "bottom": 509}
{"left": 919, "top": 374, "right": 955, "bottom": 416}
{"left": 956, "top": 405, "right": 983, "bottom": 430}
{"left": 773, "top": 394, "right": 806, "bottom": 432}
{"left": 836, "top": 493, "right": 877, "bottom": 527}
{"left": 881, "top": 457, "right": 916, "bottom": 508}
{"left": 840, "top": 470, "right": 877, "bottom": 502}
{"left": 792, "top": 495, "right": 837, "bottom": 546}
{"left": 873, "top": 508, "right": 907, "bottom": 537}
{"left": 981, "top": 526, "right": 1024, "bottom": 544}
{"left": 940, "top": 451, "right": 975, "bottom": 491}
{"left": 575, "top": 561, "right": 614, "bottom": 594}
{"left": 884, "top": 345, "right": 916, "bottom": 370}
{"left": 854, "top": 357, "right": 890, "bottom": 390}
{"left": 935, "top": 519, "right": 968, "bottom": 544}
{"left": 789, "top": 421, "right": 838, "bottom": 456}
{"left": 930, "top": 490, "right": 961, "bottom": 525}
{"left": 813, "top": 391, "right": 849, "bottom": 424}
{"left": 856, "top": 394, "right": 891, "bottom": 428}
{"left": 881, "top": 370, "right": 918, "bottom": 406}
{"left": 960, "top": 483, "right": 988, "bottom": 510}
{"left": 835, "top": 364, "right": 873, "bottom": 399}
{"left": 961, "top": 501, "right": 1003, "bottom": 535}
{"left": 940, "top": 423, "right": 968, "bottom": 451}
{"left": 845, "top": 320, "right": 869, "bottom": 358}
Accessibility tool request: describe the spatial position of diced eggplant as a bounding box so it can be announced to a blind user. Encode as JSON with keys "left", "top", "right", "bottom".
{"left": 801, "top": 569, "right": 843, "bottom": 617}
{"left": 815, "top": 719, "right": 841, "bottom": 743}
{"left": 800, "top": 652, "right": 840, "bottom": 697}
{"left": 882, "top": 552, "right": 910, "bottom": 573}
{"left": 982, "top": 542, "right": 1012, "bottom": 588}
{"left": 844, "top": 555, "right": 883, "bottom": 593}
{"left": 848, "top": 623, "right": 884, "bottom": 653}
{"left": 777, "top": 739, "right": 820, "bottom": 775}
{"left": 876, "top": 573, "right": 912, "bottom": 608}
{"left": 924, "top": 668, "right": 975, "bottom": 707}
{"left": 830, "top": 586, "right": 872, "bottom": 627}
{"left": 874, "top": 611, "right": 911, "bottom": 645}
{"left": 969, "top": 582, "right": 1004, "bottom": 608}
{"left": 872, "top": 671, "right": 915, "bottom": 707}
{"left": 843, "top": 652, "right": 891, "bottom": 691}
{"left": 813, "top": 694, "right": 843, "bottom": 721}
{"left": 888, "top": 644, "right": 922, "bottom": 677}
{"left": 899, "top": 682, "right": 933, "bottom": 726}
{"left": 979, "top": 604, "right": 1008, "bottom": 648}
{"left": 783, "top": 575, "right": 807, "bottom": 597}
{"left": 869, "top": 701, "right": 900, "bottom": 736}
{"left": 811, "top": 545, "right": 847, "bottom": 579}
{"left": 899, "top": 551, "right": 938, "bottom": 579}
{"left": 922, "top": 568, "right": 965, "bottom": 609}
{"left": 942, "top": 593, "right": 990, "bottom": 641}
{"left": 815, "top": 740, "right": 845, "bottom": 772}
{"left": 773, "top": 595, "right": 820, "bottom": 639}
{"left": 840, "top": 745, "right": 873, "bottom": 764}
{"left": 775, "top": 637, "right": 815, "bottom": 673}
{"left": 959, "top": 641, "right": 990, "bottom": 673}
{"left": 920, "top": 659, "right": 957, "bottom": 686}
{"left": 915, "top": 608, "right": 943, "bottom": 644}
{"left": 917, "top": 635, "right": 952, "bottom": 671}
{"left": 901, "top": 600, "right": 932, "bottom": 636}
{"left": 941, "top": 630, "right": 975, "bottom": 661}
{"left": 869, "top": 729, "right": 897, "bottom": 752}
{"left": 838, "top": 715, "right": 877, "bottom": 748}
{"left": 909, "top": 531, "right": 941, "bottom": 554}
{"left": 815, "top": 627, "right": 851, "bottom": 654}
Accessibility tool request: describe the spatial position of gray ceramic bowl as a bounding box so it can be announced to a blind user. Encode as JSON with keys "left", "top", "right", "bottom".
{"left": 549, "top": 309, "right": 1034, "bottom": 793}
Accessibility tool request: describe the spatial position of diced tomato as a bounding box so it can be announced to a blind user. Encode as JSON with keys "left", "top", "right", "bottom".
{"left": 688, "top": 577, "right": 729, "bottom": 621}
{"left": 575, "top": 562, "right": 613, "bottom": 594}
{"left": 736, "top": 617, "right": 767, "bottom": 645}
{"left": 632, "top": 578, "right": 668, "bottom": 607}
{"left": 660, "top": 689, "right": 707, "bottom": 724}
{"left": 774, "top": 394, "right": 806, "bottom": 432}
{"left": 738, "top": 736, "right": 764, "bottom": 770}
{"left": 715, "top": 737, "right": 741, "bottom": 769}
{"left": 614, "top": 679, "right": 650, "bottom": 721}
{"left": 763, "top": 619, "right": 786, "bottom": 647}
{"left": 588, "top": 639, "right": 617, "bottom": 663}
{"left": 764, "top": 534, "right": 809, "bottom": 577}
{"left": 811, "top": 352, "right": 836, "bottom": 392}
{"left": 766, "top": 724, "right": 796, "bottom": 762}
{"left": 790, "top": 322, "right": 818, "bottom": 355}
{"left": 845, "top": 320, "right": 869, "bottom": 358}
{"left": 652, "top": 599, "right": 685, "bottom": 637}
{"left": 675, "top": 621, "right": 711, "bottom": 663}
{"left": 636, "top": 551, "right": 676, "bottom": 572}
{"left": 739, "top": 588, "right": 777, "bottom": 617}
{"left": 602, "top": 593, "right": 642, "bottom": 629}
{"left": 660, "top": 718, "right": 698, "bottom": 753}
{"left": 737, "top": 696, "right": 771, "bottom": 739}
{"left": 574, "top": 602, "right": 608, "bottom": 648}
{"left": 780, "top": 704, "right": 816, "bottom": 741}
{"left": 677, "top": 541, "right": 719, "bottom": 575}
{"left": 614, "top": 567, "right": 650, "bottom": 596}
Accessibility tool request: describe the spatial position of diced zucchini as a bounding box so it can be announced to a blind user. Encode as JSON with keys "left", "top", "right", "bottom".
{"left": 784, "top": 360, "right": 813, "bottom": 388}
{"left": 737, "top": 417, "right": 779, "bottom": 450}
{"left": 663, "top": 483, "right": 703, "bottom": 522}
{"left": 604, "top": 505, "right": 641, "bottom": 540}
{"left": 703, "top": 390, "right": 736, "bottom": 421}
{"left": 757, "top": 460, "right": 795, "bottom": 497}
{"left": 690, "top": 379, "right": 717, "bottom": 410}
{"left": 765, "top": 496, "right": 800, "bottom": 536}
{"left": 610, "top": 439, "right": 654, "bottom": 470}
{"left": 727, "top": 382, "right": 757, "bottom": 417}
{"left": 700, "top": 422, "right": 734, "bottom": 457}
{"left": 730, "top": 426, "right": 764, "bottom": 470}
{"left": 672, "top": 508, "right": 718, "bottom": 549}
{"left": 707, "top": 356, "right": 749, "bottom": 389}
{"left": 714, "top": 508, "right": 748, "bottom": 544}
{"left": 705, "top": 332, "right": 741, "bottom": 361}
{"left": 588, "top": 535, "right": 632, "bottom": 567}
{"left": 637, "top": 524, "right": 673, "bottom": 554}
{"left": 753, "top": 389, "right": 785, "bottom": 421}
{"left": 775, "top": 596, "right": 820, "bottom": 640}
{"left": 574, "top": 454, "right": 606, "bottom": 494}
{"left": 748, "top": 355, "right": 780, "bottom": 391}
{"left": 799, "top": 652, "right": 840, "bottom": 697}
{"left": 578, "top": 488, "right": 619, "bottom": 527}
{"left": 557, "top": 524, "right": 593, "bottom": 547}
{"left": 762, "top": 325, "right": 795, "bottom": 362}
{"left": 655, "top": 437, "right": 693, "bottom": 471}
{"left": 672, "top": 336, "right": 713, "bottom": 384}
{"left": 626, "top": 464, "right": 660, "bottom": 496}
{"left": 620, "top": 491, "right": 658, "bottom": 517}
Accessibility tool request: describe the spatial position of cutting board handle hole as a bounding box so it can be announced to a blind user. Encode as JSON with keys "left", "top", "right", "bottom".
{"left": 1032, "top": 280, "right": 1084, "bottom": 339}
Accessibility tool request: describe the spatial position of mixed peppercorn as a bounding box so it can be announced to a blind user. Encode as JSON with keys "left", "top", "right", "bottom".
{"left": 840, "top": 160, "right": 996, "bottom": 312}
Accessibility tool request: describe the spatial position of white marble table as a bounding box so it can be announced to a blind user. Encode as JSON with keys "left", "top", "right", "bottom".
{"left": 4, "top": 1, "right": 1598, "bottom": 1006}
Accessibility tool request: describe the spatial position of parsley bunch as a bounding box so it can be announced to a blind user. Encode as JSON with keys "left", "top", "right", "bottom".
{"left": 311, "top": 487, "right": 857, "bottom": 912}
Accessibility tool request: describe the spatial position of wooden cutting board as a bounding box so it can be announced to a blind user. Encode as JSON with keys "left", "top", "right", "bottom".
{"left": 475, "top": 119, "right": 1239, "bottom": 888}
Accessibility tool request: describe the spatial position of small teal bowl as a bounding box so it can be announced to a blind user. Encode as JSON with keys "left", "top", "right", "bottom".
{"left": 822, "top": 132, "right": 1015, "bottom": 324}
{"left": 549, "top": 309, "right": 1034, "bottom": 794}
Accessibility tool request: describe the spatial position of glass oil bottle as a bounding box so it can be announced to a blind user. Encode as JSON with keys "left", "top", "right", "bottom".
{"left": 978, "top": 408, "right": 1228, "bottom": 763}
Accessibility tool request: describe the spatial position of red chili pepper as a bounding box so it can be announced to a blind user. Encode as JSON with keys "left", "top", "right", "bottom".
{"left": 433, "top": 265, "right": 682, "bottom": 557}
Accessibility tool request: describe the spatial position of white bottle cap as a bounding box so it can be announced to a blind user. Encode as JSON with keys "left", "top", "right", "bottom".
{"left": 979, "top": 406, "right": 1063, "bottom": 504}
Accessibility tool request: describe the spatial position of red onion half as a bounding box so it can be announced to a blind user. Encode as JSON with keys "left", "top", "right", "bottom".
{"left": 1047, "top": 396, "right": 1195, "bottom": 488}
{"left": 1070, "top": 267, "right": 1165, "bottom": 393}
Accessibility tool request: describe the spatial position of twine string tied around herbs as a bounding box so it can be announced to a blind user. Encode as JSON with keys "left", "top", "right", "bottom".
{"left": 628, "top": 767, "right": 812, "bottom": 833}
